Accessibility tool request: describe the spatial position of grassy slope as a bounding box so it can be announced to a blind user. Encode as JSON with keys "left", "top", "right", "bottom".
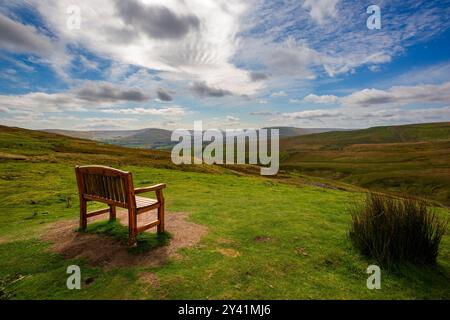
{"left": 0, "top": 125, "right": 449, "bottom": 299}
{"left": 263, "top": 127, "right": 347, "bottom": 137}
{"left": 107, "top": 128, "right": 173, "bottom": 149}
{"left": 44, "top": 128, "right": 173, "bottom": 149}
{"left": 282, "top": 122, "right": 450, "bottom": 147}
{"left": 280, "top": 122, "right": 450, "bottom": 205}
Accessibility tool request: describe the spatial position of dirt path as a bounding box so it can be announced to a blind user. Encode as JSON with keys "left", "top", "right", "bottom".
{"left": 42, "top": 210, "right": 207, "bottom": 270}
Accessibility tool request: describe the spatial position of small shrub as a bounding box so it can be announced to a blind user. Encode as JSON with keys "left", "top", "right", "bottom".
{"left": 349, "top": 193, "right": 448, "bottom": 268}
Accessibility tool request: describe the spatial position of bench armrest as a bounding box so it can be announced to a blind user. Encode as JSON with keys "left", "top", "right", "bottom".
{"left": 134, "top": 183, "right": 166, "bottom": 194}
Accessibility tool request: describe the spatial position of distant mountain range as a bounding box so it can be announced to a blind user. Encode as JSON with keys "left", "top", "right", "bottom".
{"left": 44, "top": 127, "right": 347, "bottom": 149}
{"left": 44, "top": 128, "right": 173, "bottom": 149}
{"left": 262, "top": 127, "right": 350, "bottom": 138}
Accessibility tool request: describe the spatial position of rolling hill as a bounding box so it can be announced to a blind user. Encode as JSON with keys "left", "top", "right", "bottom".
{"left": 0, "top": 124, "right": 449, "bottom": 299}
{"left": 280, "top": 122, "right": 450, "bottom": 205}
{"left": 44, "top": 128, "right": 173, "bottom": 149}
{"left": 0, "top": 125, "right": 219, "bottom": 174}
{"left": 45, "top": 127, "right": 342, "bottom": 150}
{"left": 263, "top": 127, "right": 349, "bottom": 138}
{"left": 281, "top": 122, "right": 450, "bottom": 150}
{"left": 106, "top": 128, "right": 174, "bottom": 149}
{"left": 28, "top": 123, "right": 450, "bottom": 205}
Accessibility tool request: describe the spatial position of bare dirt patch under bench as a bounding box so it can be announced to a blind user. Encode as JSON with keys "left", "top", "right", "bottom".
{"left": 42, "top": 210, "right": 207, "bottom": 270}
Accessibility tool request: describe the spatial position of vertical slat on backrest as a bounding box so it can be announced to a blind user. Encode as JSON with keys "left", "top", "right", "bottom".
{"left": 96, "top": 175, "right": 102, "bottom": 197}
{"left": 94, "top": 175, "right": 101, "bottom": 197}
{"left": 120, "top": 178, "right": 125, "bottom": 201}
{"left": 111, "top": 177, "right": 117, "bottom": 201}
{"left": 100, "top": 175, "right": 106, "bottom": 198}
{"left": 105, "top": 176, "right": 112, "bottom": 199}
{"left": 117, "top": 177, "right": 127, "bottom": 203}
{"left": 119, "top": 178, "right": 125, "bottom": 203}
{"left": 101, "top": 175, "right": 107, "bottom": 199}
{"left": 117, "top": 177, "right": 124, "bottom": 202}
{"left": 93, "top": 175, "right": 99, "bottom": 196}
{"left": 84, "top": 174, "right": 91, "bottom": 195}
{"left": 78, "top": 167, "right": 130, "bottom": 205}
{"left": 111, "top": 177, "right": 118, "bottom": 201}
{"left": 88, "top": 174, "right": 94, "bottom": 195}
{"left": 114, "top": 178, "right": 120, "bottom": 202}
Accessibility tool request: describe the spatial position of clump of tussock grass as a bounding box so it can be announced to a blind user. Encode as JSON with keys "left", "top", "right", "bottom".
{"left": 349, "top": 193, "right": 448, "bottom": 268}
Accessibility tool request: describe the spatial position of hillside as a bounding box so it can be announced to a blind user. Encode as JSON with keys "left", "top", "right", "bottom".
{"left": 282, "top": 122, "right": 450, "bottom": 150}
{"left": 280, "top": 122, "right": 450, "bottom": 205}
{"left": 43, "top": 128, "right": 147, "bottom": 140}
{"left": 44, "top": 128, "right": 173, "bottom": 149}
{"left": 0, "top": 125, "right": 217, "bottom": 173}
{"left": 45, "top": 126, "right": 341, "bottom": 150}
{"left": 263, "top": 127, "right": 347, "bottom": 137}
{"left": 11, "top": 123, "right": 450, "bottom": 205}
{"left": 107, "top": 128, "right": 174, "bottom": 149}
{"left": 0, "top": 124, "right": 449, "bottom": 300}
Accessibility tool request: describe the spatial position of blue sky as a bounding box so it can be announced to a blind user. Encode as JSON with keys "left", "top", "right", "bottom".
{"left": 1, "top": 0, "right": 450, "bottom": 130}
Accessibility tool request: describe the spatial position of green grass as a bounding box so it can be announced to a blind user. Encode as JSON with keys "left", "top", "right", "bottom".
{"left": 0, "top": 125, "right": 449, "bottom": 299}
{"left": 282, "top": 122, "right": 450, "bottom": 148}
{"left": 280, "top": 123, "right": 450, "bottom": 205}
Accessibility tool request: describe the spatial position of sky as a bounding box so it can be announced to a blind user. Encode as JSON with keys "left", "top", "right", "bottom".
{"left": 1, "top": 0, "right": 450, "bottom": 130}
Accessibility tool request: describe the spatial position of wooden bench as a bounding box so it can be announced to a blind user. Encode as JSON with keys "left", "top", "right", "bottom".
{"left": 75, "top": 165, "right": 166, "bottom": 247}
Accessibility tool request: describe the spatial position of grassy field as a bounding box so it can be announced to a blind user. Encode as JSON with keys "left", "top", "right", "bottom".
{"left": 280, "top": 122, "right": 450, "bottom": 206}
{"left": 0, "top": 125, "right": 449, "bottom": 299}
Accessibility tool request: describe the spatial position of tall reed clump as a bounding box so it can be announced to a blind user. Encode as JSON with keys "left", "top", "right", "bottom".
{"left": 349, "top": 193, "right": 448, "bottom": 268}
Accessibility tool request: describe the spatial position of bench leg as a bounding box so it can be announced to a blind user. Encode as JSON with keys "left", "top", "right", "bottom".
{"left": 157, "top": 205, "right": 165, "bottom": 233}
{"left": 128, "top": 208, "right": 137, "bottom": 247}
{"left": 80, "top": 199, "right": 87, "bottom": 230}
{"left": 109, "top": 205, "right": 116, "bottom": 221}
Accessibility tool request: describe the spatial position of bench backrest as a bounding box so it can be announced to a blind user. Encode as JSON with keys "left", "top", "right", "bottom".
{"left": 75, "top": 166, "right": 134, "bottom": 207}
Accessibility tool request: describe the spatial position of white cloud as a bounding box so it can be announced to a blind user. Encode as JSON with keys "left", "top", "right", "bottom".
{"left": 342, "top": 82, "right": 450, "bottom": 107}
{"left": 255, "top": 106, "right": 450, "bottom": 128}
{"left": 299, "top": 82, "right": 450, "bottom": 108}
{"left": 79, "top": 55, "right": 99, "bottom": 70}
{"left": 226, "top": 115, "right": 240, "bottom": 122}
{"left": 0, "top": 92, "right": 85, "bottom": 112}
{"left": 251, "top": 80, "right": 450, "bottom": 126}
{"left": 31, "top": 0, "right": 262, "bottom": 96}
{"left": 0, "top": 82, "right": 154, "bottom": 113}
{"left": 302, "top": 0, "right": 339, "bottom": 25}
{"left": 240, "top": 0, "right": 450, "bottom": 83}
{"left": 271, "top": 90, "right": 287, "bottom": 97}
{"left": 0, "top": 13, "right": 70, "bottom": 79}
{"left": 304, "top": 93, "right": 339, "bottom": 104}
{"left": 74, "top": 118, "right": 139, "bottom": 130}
{"left": 389, "top": 61, "right": 450, "bottom": 86}
{"left": 100, "top": 106, "right": 186, "bottom": 116}
{"left": 368, "top": 65, "right": 381, "bottom": 72}
{"left": 281, "top": 108, "right": 343, "bottom": 120}
{"left": 237, "top": 37, "right": 322, "bottom": 80}
{"left": 0, "top": 13, "right": 53, "bottom": 54}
